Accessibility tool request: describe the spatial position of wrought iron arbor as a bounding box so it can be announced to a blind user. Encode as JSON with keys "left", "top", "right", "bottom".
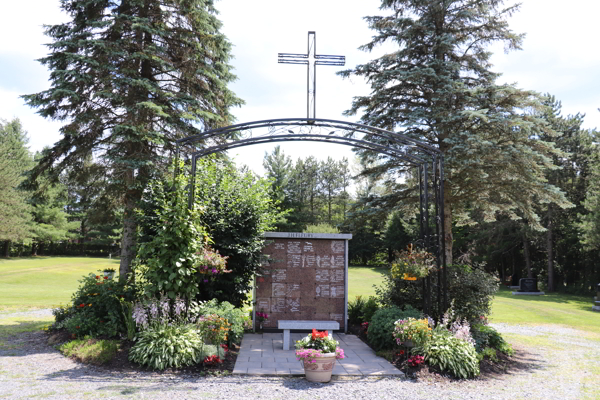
{"left": 176, "top": 118, "right": 448, "bottom": 314}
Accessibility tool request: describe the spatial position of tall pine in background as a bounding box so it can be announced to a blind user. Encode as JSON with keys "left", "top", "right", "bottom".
{"left": 340, "top": 0, "right": 571, "bottom": 264}
{"left": 24, "top": 0, "right": 243, "bottom": 277}
{"left": 0, "top": 119, "right": 34, "bottom": 256}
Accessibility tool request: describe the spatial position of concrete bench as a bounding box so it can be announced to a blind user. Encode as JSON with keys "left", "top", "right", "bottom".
{"left": 278, "top": 320, "right": 340, "bottom": 350}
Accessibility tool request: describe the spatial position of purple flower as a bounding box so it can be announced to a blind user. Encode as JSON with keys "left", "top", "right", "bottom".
{"left": 203, "top": 279, "right": 208, "bottom": 283}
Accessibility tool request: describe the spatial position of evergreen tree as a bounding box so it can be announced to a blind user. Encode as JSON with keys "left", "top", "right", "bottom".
{"left": 0, "top": 119, "right": 34, "bottom": 256}
{"left": 24, "top": 0, "right": 243, "bottom": 277}
{"left": 28, "top": 152, "right": 79, "bottom": 255}
{"left": 340, "top": 0, "right": 571, "bottom": 264}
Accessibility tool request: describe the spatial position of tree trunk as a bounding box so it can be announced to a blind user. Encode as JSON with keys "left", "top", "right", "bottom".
{"left": 3, "top": 241, "right": 10, "bottom": 257}
{"left": 546, "top": 206, "right": 554, "bottom": 292}
{"left": 523, "top": 233, "right": 532, "bottom": 278}
{"left": 443, "top": 184, "right": 453, "bottom": 266}
{"left": 119, "top": 169, "right": 138, "bottom": 282}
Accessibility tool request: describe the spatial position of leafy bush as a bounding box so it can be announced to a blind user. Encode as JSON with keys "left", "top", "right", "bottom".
{"left": 199, "top": 299, "right": 246, "bottom": 345}
{"left": 129, "top": 323, "right": 209, "bottom": 370}
{"left": 393, "top": 318, "right": 432, "bottom": 347}
{"left": 471, "top": 324, "right": 514, "bottom": 355}
{"left": 194, "top": 157, "right": 283, "bottom": 307}
{"left": 348, "top": 296, "right": 380, "bottom": 326}
{"left": 367, "top": 305, "right": 421, "bottom": 351}
{"left": 348, "top": 296, "right": 366, "bottom": 325}
{"left": 420, "top": 326, "right": 480, "bottom": 379}
{"left": 377, "top": 264, "right": 499, "bottom": 323}
{"left": 135, "top": 166, "right": 213, "bottom": 300}
{"left": 57, "top": 273, "right": 132, "bottom": 338}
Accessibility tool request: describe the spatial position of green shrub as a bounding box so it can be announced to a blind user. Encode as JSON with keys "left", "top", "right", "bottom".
{"left": 421, "top": 326, "right": 480, "bottom": 379}
{"left": 348, "top": 296, "right": 381, "bottom": 326}
{"left": 194, "top": 157, "right": 283, "bottom": 307}
{"left": 135, "top": 166, "right": 211, "bottom": 300}
{"left": 199, "top": 299, "right": 246, "bottom": 345}
{"left": 367, "top": 305, "right": 421, "bottom": 351}
{"left": 52, "top": 304, "right": 73, "bottom": 326}
{"left": 361, "top": 296, "right": 380, "bottom": 323}
{"left": 348, "top": 296, "right": 366, "bottom": 325}
{"left": 471, "top": 324, "right": 514, "bottom": 355}
{"left": 58, "top": 273, "right": 132, "bottom": 338}
{"left": 377, "top": 264, "right": 499, "bottom": 323}
{"left": 477, "top": 347, "right": 498, "bottom": 362}
{"left": 129, "top": 324, "right": 210, "bottom": 370}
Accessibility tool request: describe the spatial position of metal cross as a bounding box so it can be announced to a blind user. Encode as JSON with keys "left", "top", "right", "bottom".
{"left": 278, "top": 31, "right": 345, "bottom": 119}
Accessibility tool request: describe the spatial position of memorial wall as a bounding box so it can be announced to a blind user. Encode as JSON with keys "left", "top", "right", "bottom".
{"left": 255, "top": 232, "right": 352, "bottom": 331}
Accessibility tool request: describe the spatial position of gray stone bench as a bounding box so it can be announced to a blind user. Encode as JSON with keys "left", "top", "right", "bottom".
{"left": 278, "top": 320, "right": 340, "bottom": 350}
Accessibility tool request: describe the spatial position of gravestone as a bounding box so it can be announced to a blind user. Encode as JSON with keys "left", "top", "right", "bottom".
{"left": 519, "top": 278, "right": 539, "bottom": 292}
{"left": 254, "top": 232, "right": 352, "bottom": 332}
{"left": 512, "top": 278, "right": 545, "bottom": 295}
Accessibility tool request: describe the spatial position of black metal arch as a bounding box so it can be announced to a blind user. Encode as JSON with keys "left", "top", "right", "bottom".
{"left": 176, "top": 118, "right": 447, "bottom": 314}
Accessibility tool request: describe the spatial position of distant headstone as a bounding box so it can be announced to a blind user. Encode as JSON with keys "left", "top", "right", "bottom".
{"left": 519, "top": 278, "right": 539, "bottom": 292}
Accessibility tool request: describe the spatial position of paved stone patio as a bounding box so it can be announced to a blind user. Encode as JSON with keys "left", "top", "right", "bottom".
{"left": 233, "top": 332, "right": 403, "bottom": 376}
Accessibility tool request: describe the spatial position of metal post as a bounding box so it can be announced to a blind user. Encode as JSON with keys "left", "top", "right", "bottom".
{"left": 188, "top": 155, "right": 197, "bottom": 209}
{"left": 438, "top": 156, "right": 448, "bottom": 311}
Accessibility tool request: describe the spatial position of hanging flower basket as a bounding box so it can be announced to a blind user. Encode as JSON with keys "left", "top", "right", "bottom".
{"left": 196, "top": 245, "right": 231, "bottom": 276}
{"left": 390, "top": 244, "right": 436, "bottom": 280}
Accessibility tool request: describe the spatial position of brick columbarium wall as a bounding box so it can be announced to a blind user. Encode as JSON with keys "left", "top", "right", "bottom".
{"left": 254, "top": 232, "right": 352, "bottom": 332}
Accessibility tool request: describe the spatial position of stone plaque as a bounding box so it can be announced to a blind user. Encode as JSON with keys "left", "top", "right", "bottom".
{"left": 519, "top": 278, "right": 539, "bottom": 292}
{"left": 256, "top": 232, "right": 352, "bottom": 330}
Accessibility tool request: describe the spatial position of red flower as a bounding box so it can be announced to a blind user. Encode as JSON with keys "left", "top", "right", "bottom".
{"left": 95, "top": 275, "right": 100, "bottom": 279}
{"left": 311, "top": 329, "right": 328, "bottom": 340}
{"left": 79, "top": 303, "right": 85, "bottom": 308}
{"left": 221, "top": 344, "right": 229, "bottom": 352}
{"left": 76, "top": 326, "right": 80, "bottom": 329}
{"left": 396, "top": 350, "right": 405, "bottom": 356}
{"left": 103, "top": 276, "right": 108, "bottom": 280}
{"left": 203, "top": 355, "right": 223, "bottom": 365}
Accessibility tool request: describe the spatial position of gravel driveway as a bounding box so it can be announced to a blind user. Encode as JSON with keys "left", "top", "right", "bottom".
{"left": 1, "top": 313, "right": 598, "bottom": 400}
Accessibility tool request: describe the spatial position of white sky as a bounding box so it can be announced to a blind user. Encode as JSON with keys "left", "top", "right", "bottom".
{"left": 1, "top": 0, "right": 599, "bottom": 176}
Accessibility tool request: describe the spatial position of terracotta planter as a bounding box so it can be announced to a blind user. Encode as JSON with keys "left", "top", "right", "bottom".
{"left": 302, "top": 353, "right": 336, "bottom": 383}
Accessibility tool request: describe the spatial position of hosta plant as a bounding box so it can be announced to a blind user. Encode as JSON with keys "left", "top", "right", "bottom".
{"left": 420, "top": 326, "right": 480, "bottom": 379}
{"left": 128, "top": 323, "right": 207, "bottom": 370}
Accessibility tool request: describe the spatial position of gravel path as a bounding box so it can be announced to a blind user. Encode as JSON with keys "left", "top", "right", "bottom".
{"left": 1, "top": 313, "right": 599, "bottom": 400}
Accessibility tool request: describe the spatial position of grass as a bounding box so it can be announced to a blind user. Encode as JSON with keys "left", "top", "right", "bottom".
{"left": 0, "top": 256, "right": 119, "bottom": 312}
{"left": 59, "top": 337, "right": 120, "bottom": 365}
{"left": 490, "top": 286, "right": 600, "bottom": 334}
{"left": 348, "top": 265, "right": 388, "bottom": 300}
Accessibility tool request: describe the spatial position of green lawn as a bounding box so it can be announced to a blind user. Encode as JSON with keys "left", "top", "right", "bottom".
{"left": 490, "top": 286, "right": 600, "bottom": 335}
{"left": 347, "top": 265, "right": 388, "bottom": 300}
{"left": 0, "top": 256, "right": 119, "bottom": 312}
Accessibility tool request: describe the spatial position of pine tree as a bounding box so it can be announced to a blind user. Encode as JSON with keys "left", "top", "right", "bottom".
{"left": 24, "top": 0, "right": 243, "bottom": 276}
{"left": 340, "top": 0, "right": 571, "bottom": 264}
{"left": 0, "top": 119, "right": 34, "bottom": 255}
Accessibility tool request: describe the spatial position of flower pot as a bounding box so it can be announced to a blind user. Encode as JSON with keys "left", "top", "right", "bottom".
{"left": 302, "top": 353, "right": 336, "bottom": 383}
{"left": 103, "top": 271, "right": 115, "bottom": 280}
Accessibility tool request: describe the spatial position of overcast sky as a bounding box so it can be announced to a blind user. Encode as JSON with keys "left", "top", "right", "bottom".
{"left": 1, "top": 0, "right": 599, "bottom": 175}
